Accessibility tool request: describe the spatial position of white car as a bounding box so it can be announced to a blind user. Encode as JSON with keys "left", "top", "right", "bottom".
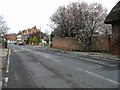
{"left": 18, "top": 42, "right": 24, "bottom": 45}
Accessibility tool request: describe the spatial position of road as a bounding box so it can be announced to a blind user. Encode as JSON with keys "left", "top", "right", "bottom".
{"left": 2, "top": 44, "right": 119, "bottom": 88}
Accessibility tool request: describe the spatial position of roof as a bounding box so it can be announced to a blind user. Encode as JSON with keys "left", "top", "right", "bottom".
{"left": 104, "top": 1, "right": 120, "bottom": 24}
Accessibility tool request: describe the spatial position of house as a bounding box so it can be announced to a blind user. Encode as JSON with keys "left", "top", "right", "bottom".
{"left": 28, "top": 26, "right": 40, "bottom": 36}
{"left": 4, "top": 34, "right": 17, "bottom": 43}
{"left": 21, "top": 29, "right": 29, "bottom": 44}
{"left": 17, "top": 31, "right": 24, "bottom": 44}
{"left": 16, "top": 26, "right": 39, "bottom": 44}
{"left": 15, "top": 26, "right": 47, "bottom": 45}
{"left": 104, "top": 1, "right": 120, "bottom": 55}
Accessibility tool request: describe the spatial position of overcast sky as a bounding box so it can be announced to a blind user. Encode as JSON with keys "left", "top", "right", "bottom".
{"left": 0, "top": 0, "right": 119, "bottom": 34}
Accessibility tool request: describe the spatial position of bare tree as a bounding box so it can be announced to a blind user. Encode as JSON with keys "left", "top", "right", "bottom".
{"left": 0, "top": 15, "right": 9, "bottom": 35}
{"left": 50, "top": 6, "right": 69, "bottom": 37}
{"left": 50, "top": 2, "right": 110, "bottom": 51}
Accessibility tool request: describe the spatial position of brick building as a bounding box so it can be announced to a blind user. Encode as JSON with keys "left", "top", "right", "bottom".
{"left": 4, "top": 34, "right": 17, "bottom": 43}
{"left": 28, "top": 26, "right": 39, "bottom": 35}
{"left": 4, "top": 26, "right": 46, "bottom": 45}
{"left": 16, "top": 26, "right": 40, "bottom": 44}
{"left": 105, "top": 1, "right": 120, "bottom": 55}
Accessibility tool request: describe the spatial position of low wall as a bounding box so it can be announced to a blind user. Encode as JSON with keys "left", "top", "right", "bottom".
{"left": 52, "top": 37, "right": 81, "bottom": 51}
{"left": 52, "top": 36, "right": 111, "bottom": 52}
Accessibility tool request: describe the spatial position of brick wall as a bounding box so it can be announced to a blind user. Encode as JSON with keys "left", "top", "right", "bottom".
{"left": 52, "top": 36, "right": 111, "bottom": 52}
{"left": 52, "top": 37, "right": 81, "bottom": 51}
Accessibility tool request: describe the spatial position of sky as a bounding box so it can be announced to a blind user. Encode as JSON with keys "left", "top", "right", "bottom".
{"left": 0, "top": 0, "right": 119, "bottom": 34}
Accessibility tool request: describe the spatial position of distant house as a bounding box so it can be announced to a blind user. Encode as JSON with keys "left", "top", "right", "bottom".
{"left": 104, "top": 1, "right": 120, "bottom": 55}
{"left": 17, "top": 31, "right": 24, "bottom": 44}
{"left": 21, "top": 30, "right": 29, "bottom": 44}
{"left": 15, "top": 26, "right": 47, "bottom": 45}
{"left": 27, "top": 26, "right": 45, "bottom": 39}
{"left": 28, "top": 26, "right": 40, "bottom": 36}
{"left": 4, "top": 34, "right": 17, "bottom": 43}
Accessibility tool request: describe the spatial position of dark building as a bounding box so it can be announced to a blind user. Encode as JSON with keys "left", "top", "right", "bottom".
{"left": 105, "top": 1, "right": 120, "bottom": 55}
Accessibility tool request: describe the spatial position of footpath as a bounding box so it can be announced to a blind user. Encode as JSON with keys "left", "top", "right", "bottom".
{"left": 40, "top": 46, "right": 120, "bottom": 66}
{"left": 28, "top": 45, "right": 120, "bottom": 66}
{"left": 0, "top": 49, "right": 9, "bottom": 90}
{"left": 13, "top": 44, "right": 120, "bottom": 63}
{"left": 45, "top": 47, "right": 120, "bottom": 61}
{"left": 0, "top": 49, "right": 8, "bottom": 68}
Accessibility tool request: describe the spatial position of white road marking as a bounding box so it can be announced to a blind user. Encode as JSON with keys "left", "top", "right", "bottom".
{"left": 5, "top": 77, "right": 8, "bottom": 83}
{"left": 6, "top": 49, "right": 11, "bottom": 73}
{"left": 6, "top": 58, "right": 10, "bottom": 73}
{"left": 4, "top": 49, "right": 11, "bottom": 87}
{"left": 0, "top": 82, "right": 2, "bottom": 89}
{"left": 52, "top": 58, "right": 60, "bottom": 62}
{"left": 108, "top": 65, "right": 118, "bottom": 67}
{"left": 0, "top": 81, "right": 2, "bottom": 85}
{"left": 76, "top": 67, "right": 120, "bottom": 85}
{"left": 33, "top": 51, "right": 35, "bottom": 53}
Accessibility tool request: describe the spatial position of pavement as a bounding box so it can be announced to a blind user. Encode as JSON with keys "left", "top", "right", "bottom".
{"left": 44, "top": 47, "right": 120, "bottom": 63}
{"left": 0, "top": 49, "right": 9, "bottom": 68}
{"left": 27, "top": 45, "right": 120, "bottom": 63}
{"left": 25, "top": 45, "right": 119, "bottom": 67}
{"left": 0, "top": 48, "right": 9, "bottom": 89}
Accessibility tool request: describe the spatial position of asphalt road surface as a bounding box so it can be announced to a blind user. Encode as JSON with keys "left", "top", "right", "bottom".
{"left": 3, "top": 44, "right": 120, "bottom": 89}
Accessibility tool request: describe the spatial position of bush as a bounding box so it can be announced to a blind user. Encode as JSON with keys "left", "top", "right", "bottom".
{"left": 79, "top": 47, "right": 92, "bottom": 52}
{"left": 2, "top": 41, "right": 7, "bottom": 48}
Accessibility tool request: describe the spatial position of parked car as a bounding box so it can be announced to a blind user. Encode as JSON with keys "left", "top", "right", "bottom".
{"left": 18, "top": 42, "right": 24, "bottom": 45}
{"left": 14, "top": 42, "right": 17, "bottom": 45}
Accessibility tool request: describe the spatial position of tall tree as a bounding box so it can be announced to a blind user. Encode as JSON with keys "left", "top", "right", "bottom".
{"left": 50, "top": 2, "right": 110, "bottom": 50}
{"left": 0, "top": 15, "right": 9, "bottom": 35}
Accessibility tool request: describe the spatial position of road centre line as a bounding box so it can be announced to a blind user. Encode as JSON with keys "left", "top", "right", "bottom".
{"left": 76, "top": 67, "right": 120, "bottom": 85}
